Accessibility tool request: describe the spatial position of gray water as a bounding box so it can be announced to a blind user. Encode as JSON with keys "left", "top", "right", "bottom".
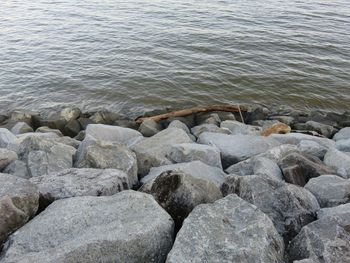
{"left": 1, "top": 0, "right": 350, "bottom": 116}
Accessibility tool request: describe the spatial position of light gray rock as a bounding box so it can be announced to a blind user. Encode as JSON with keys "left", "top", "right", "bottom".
{"left": 297, "top": 140, "right": 327, "bottom": 159}
{"left": 305, "top": 121, "right": 337, "bottom": 138}
{"left": 52, "top": 136, "right": 81, "bottom": 149}
{"left": 3, "top": 160, "right": 28, "bottom": 179}
{"left": 59, "top": 107, "right": 81, "bottom": 122}
{"left": 166, "top": 194, "right": 284, "bottom": 263}
{"left": 168, "top": 143, "right": 222, "bottom": 169}
{"left": 131, "top": 128, "right": 192, "bottom": 176}
{"left": 198, "top": 132, "right": 281, "bottom": 168}
{"left": 138, "top": 119, "right": 162, "bottom": 137}
{"left": 10, "top": 122, "right": 33, "bottom": 135}
{"left": 324, "top": 148, "right": 350, "bottom": 178}
{"left": 335, "top": 138, "right": 350, "bottom": 152}
{"left": 0, "top": 191, "right": 174, "bottom": 263}
{"left": 30, "top": 168, "right": 131, "bottom": 206}
{"left": 17, "top": 132, "right": 60, "bottom": 141}
{"left": 269, "top": 116, "right": 295, "bottom": 126}
{"left": 0, "top": 173, "right": 39, "bottom": 244}
{"left": 36, "top": 126, "right": 63, "bottom": 137}
{"left": 317, "top": 203, "right": 350, "bottom": 220}
{"left": 220, "top": 120, "right": 262, "bottom": 135}
{"left": 0, "top": 128, "right": 17, "bottom": 149}
{"left": 333, "top": 127, "right": 350, "bottom": 141}
{"left": 85, "top": 124, "right": 142, "bottom": 146}
{"left": 221, "top": 175, "right": 320, "bottom": 242}
{"left": 8, "top": 111, "right": 34, "bottom": 123}
{"left": 168, "top": 120, "right": 190, "bottom": 134}
{"left": 252, "top": 119, "right": 280, "bottom": 129}
{"left": 0, "top": 149, "right": 17, "bottom": 171}
{"left": 191, "top": 123, "right": 231, "bottom": 138}
{"left": 270, "top": 133, "right": 335, "bottom": 149}
{"left": 305, "top": 175, "right": 350, "bottom": 208}
{"left": 195, "top": 112, "right": 221, "bottom": 126}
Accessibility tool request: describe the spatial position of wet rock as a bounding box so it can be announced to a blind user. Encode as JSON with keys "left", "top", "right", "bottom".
{"left": 0, "top": 128, "right": 17, "bottom": 149}
{"left": 89, "top": 110, "right": 123, "bottom": 124}
{"left": 59, "top": 107, "right": 81, "bottom": 122}
{"left": 222, "top": 175, "right": 320, "bottom": 242}
{"left": 252, "top": 119, "right": 280, "bottom": 128}
{"left": 297, "top": 140, "right": 327, "bottom": 159}
{"left": 138, "top": 119, "right": 162, "bottom": 137}
{"left": 195, "top": 112, "right": 221, "bottom": 126}
{"left": 305, "top": 175, "right": 350, "bottom": 208}
{"left": 198, "top": 132, "right": 281, "bottom": 168}
{"left": 247, "top": 105, "right": 270, "bottom": 123}
{"left": 220, "top": 120, "right": 261, "bottom": 135}
{"left": 9, "top": 110, "right": 34, "bottom": 124}
{"left": 36, "top": 126, "right": 63, "bottom": 137}
{"left": 168, "top": 143, "right": 222, "bottom": 169}
{"left": 333, "top": 127, "right": 350, "bottom": 141}
{"left": 191, "top": 123, "right": 230, "bottom": 138}
{"left": 0, "top": 149, "right": 17, "bottom": 171}
{"left": 10, "top": 122, "right": 33, "bottom": 135}
{"left": 0, "top": 191, "right": 174, "bottom": 263}
{"left": 279, "top": 152, "right": 335, "bottom": 186}
{"left": 324, "top": 148, "right": 350, "bottom": 178}
{"left": 305, "top": 121, "right": 337, "bottom": 138}
{"left": 335, "top": 138, "right": 350, "bottom": 152}
{"left": 77, "top": 117, "right": 94, "bottom": 130}
{"left": 147, "top": 171, "right": 222, "bottom": 230}
{"left": 270, "top": 133, "right": 335, "bottom": 149}
{"left": 74, "top": 130, "right": 85, "bottom": 141}
{"left": 166, "top": 194, "right": 284, "bottom": 263}
{"left": 131, "top": 128, "right": 192, "bottom": 176}
{"left": 63, "top": 119, "right": 81, "bottom": 137}
{"left": 0, "top": 173, "right": 39, "bottom": 245}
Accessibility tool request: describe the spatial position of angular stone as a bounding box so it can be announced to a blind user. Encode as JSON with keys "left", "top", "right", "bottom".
{"left": 324, "top": 148, "right": 350, "bottom": 178}
{"left": 269, "top": 115, "right": 295, "bottom": 126}
{"left": 335, "top": 138, "right": 350, "bottom": 152}
{"left": 333, "top": 127, "right": 350, "bottom": 141}
{"left": 305, "top": 175, "right": 350, "bottom": 208}
{"left": 36, "top": 126, "right": 63, "bottom": 137}
{"left": 0, "top": 173, "right": 39, "bottom": 244}
{"left": 191, "top": 124, "right": 230, "bottom": 138}
{"left": 0, "top": 128, "right": 17, "bottom": 149}
{"left": 297, "top": 140, "right": 327, "bottom": 159}
{"left": 198, "top": 132, "right": 281, "bottom": 168}
{"left": 59, "top": 107, "right": 81, "bottom": 122}
{"left": 305, "top": 121, "right": 337, "bottom": 138}
{"left": 195, "top": 112, "right": 221, "bottom": 126}
{"left": 0, "top": 149, "right": 17, "bottom": 171}
{"left": 3, "top": 160, "right": 28, "bottom": 179}
{"left": 220, "top": 120, "right": 261, "bottom": 135}
{"left": 270, "top": 133, "right": 335, "bottom": 149}
{"left": 138, "top": 119, "right": 162, "bottom": 137}
{"left": 10, "top": 122, "right": 33, "bottom": 135}
{"left": 166, "top": 194, "right": 284, "bottom": 263}
{"left": 168, "top": 143, "right": 222, "bottom": 169}
{"left": 168, "top": 120, "right": 190, "bottom": 134}
{"left": 0, "top": 191, "right": 174, "bottom": 263}
{"left": 131, "top": 128, "right": 192, "bottom": 176}
{"left": 63, "top": 119, "right": 81, "bottom": 137}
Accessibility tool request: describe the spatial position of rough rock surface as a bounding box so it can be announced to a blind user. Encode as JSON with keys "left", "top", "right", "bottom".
{"left": 166, "top": 194, "right": 284, "bottom": 263}
{"left": 270, "top": 133, "right": 335, "bottom": 149}
{"left": 297, "top": 140, "right": 327, "bottom": 160}
{"left": 138, "top": 119, "right": 162, "bottom": 137}
{"left": 0, "top": 191, "right": 174, "bottom": 263}
{"left": 36, "top": 126, "right": 63, "bottom": 137}
{"left": 305, "top": 121, "right": 337, "bottom": 138}
{"left": 324, "top": 148, "right": 350, "bottom": 178}
{"left": 0, "top": 129, "right": 17, "bottom": 149}
{"left": 0, "top": 149, "right": 17, "bottom": 171}
{"left": 0, "top": 173, "right": 39, "bottom": 244}
{"left": 10, "top": 122, "right": 34, "bottom": 135}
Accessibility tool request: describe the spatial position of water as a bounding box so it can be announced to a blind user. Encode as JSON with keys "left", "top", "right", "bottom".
{"left": 0, "top": 0, "right": 349, "bottom": 116}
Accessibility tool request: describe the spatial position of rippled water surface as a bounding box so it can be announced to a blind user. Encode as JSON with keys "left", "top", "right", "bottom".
{"left": 1, "top": 0, "right": 349, "bottom": 115}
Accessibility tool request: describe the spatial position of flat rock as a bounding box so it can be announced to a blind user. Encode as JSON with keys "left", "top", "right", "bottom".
{"left": 131, "top": 128, "right": 192, "bottom": 176}
{"left": 166, "top": 194, "right": 284, "bottom": 263}
{"left": 324, "top": 148, "right": 350, "bottom": 178}
{"left": 10, "top": 122, "right": 33, "bottom": 135}
{"left": 0, "top": 191, "right": 174, "bottom": 263}
{"left": 198, "top": 132, "right": 281, "bottom": 168}
{"left": 220, "top": 120, "right": 261, "bottom": 135}
{"left": 0, "top": 173, "right": 39, "bottom": 244}
{"left": 333, "top": 127, "right": 350, "bottom": 141}
{"left": 0, "top": 149, "right": 17, "bottom": 171}
{"left": 270, "top": 133, "right": 335, "bottom": 149}
{"left": 0, "top": 129, "right": 17, "bottom": 149}
{"left": 305, "top": 175, "right": 350, "bottom": 208}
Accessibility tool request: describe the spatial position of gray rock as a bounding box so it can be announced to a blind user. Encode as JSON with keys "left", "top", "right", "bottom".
{"left": 168, "top": 120, "right": 190, "bottom": 134}
{"left": 324, "top": 148, "right": 350, "bottom": 178}
{"left": 333, "top": 127, "right": 350, "bottom": 141}
{"left": 297, "top": 140, "right": 327, "bottom": 159}
{"left": 0, "top": 191, "right": 174, "bottom": 263}
{"left": 195, "top": 112, "right": 221, "bottom": 126}
{"left": 17, "top": 132, "right": 60, "bottom": 141}
{"left": 166, "top": 194, "right": 284, "bottom": 263}
{"left": 63, "top": 119, "right": 81, "bottom": 137}
{"left": 317, "top": 203, "right": 350, "bottom": 220}
{"left": 305, "top": 175, "right": 350, "bottom": 208}
{"left": 0, "top": 173, "right": 39, "bottom": 244}
{"left": 52, "top": 136, "right": 81, "bottom": 149}
{"left": 36, "top": 126, "right": 63, "bottom": 137}
{"left": 198, "top": 132, "right": 281, "bottom": 168}
{"left": 305, "top": 121, "right": 337, "bottom": 138}
{"left": 85, "top": 124, "right": 143, "bottom": 146}
{"left": 270, "top": 133, "right": 335, "bottom": 149}
{"left": 3, "top": 160, "right": 28, "bottom": 179}
{"left": 10, "top": 122, "right": 33, "bottom": 135}
{"left": 168, "top": 143, "right": 222, "bottom": 169}
{"left": 30, "top": 168, "right": 131, "bottom": 206}
{"left": 279, "top": 152, "right": 335, "bottom": 186}
{"left": 0, "top": 129, "right": 17, "bottom": 148}
{"left": 146, "top": 171, "right": 222, "bottom": 230}
{"left": 252, "top": 119, "right": 280, "bottom": 129}
{"left": 287, "top": 203, "right": 350, "bottom": 263}
{"left": 191, "top": 123, "right": 230, "bottom": 138}
{"left": 8, "top": 110, "right": 34, "bottom": 123}
{"left": 269, "top": 116, "right": 295, "bottom": 126}
{"left": 335, "top": 138, "right": 350, "bottom": 152}
{"left": 222, "top": 175, "right": 320, "bottom": 242}
{"left": 59, "top": 107, "right": 81, "bottom": 122}
{"left": 131, "top": 128, "right": 192, "bottom": 176}
{"left": 0, "top": 149, "right": 17, "bottom": 171}
{"left": 220, "top": 120, "right": 261, "bottom": 135}
{"left": 138, "top": 119, "right": 162, "bottom": 137}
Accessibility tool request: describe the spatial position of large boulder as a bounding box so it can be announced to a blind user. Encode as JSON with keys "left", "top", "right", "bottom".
{"left": 131, "top": 128, "right": 192, "bottom": 176}
{"left": 198, "top": 132, "right": 281, "bottom": 168}
{"left": 30, "top": 168, "right": 131, "bottom": 207}
{"left": 166, "top": 194, "right": 284, "bottom": 263}
{"left": 324, "top": 148, "right": 350, "bottom": 178}
{"left": 222, "top": 175, "right": 320, "bottom": 242}
{"left": 270, "top": 133, "right": 335, "bottom": 149}
{"left": 220, "top": 120, "right": 261, "bottom": 135}
{"left": 0, "top": 191, "right": 174, "bottom": 263}
{"left": 0, "top": 149, "right": 17, "bottom": 171}
{"left": 305, "top": 175, "right": 350, "bottom": 208}
{"left": 0, "top": 173, "right": 39, "bottom": 245}
{"left": 0, "top": 129, "right": 17, "bottom": 149}
{"left": 335, "top": 138, "right": 350, "bottom": 152}
{"left": 333, "top": 127, "right": 350, "bottom": 141}
{"left": 145, "top": 171, "right": 222, "bottom": 230}
{"left": 168, "top": 143, "right": 222, "bottom": 169}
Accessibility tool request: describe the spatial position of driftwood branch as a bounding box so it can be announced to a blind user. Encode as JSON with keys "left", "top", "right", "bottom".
{"left": 135, "top": 104, "right": 247, "bottom": 123}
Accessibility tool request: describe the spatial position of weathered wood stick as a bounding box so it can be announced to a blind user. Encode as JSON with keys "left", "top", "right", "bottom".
{"left": 135, "top": 104, "right": 248, "bottom": 123}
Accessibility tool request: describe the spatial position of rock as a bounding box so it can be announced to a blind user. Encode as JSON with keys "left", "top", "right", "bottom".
{"left": 147, "top": 171, "right": 222, "bottom": 230}
{"left": 247, "top": 105, "right": 270, "bottom": 123}
{"left": 89, "top": 110, "right": 122, "bottom": 124}
{"left": 113, "top": 119, "right": 140, "bottom": 130}
{"left": 168, "top": 120, "right": 190, "bottom": 134}
{"left": 3, "top": 160, "right": 28, "bottom": 179}
{"left": 59, "top": 107, "right": 81, "bottom": 122}
{"left": 131, "top": 128, "right": 192, "bottom": 176}
{"left": 168, "top": 143, "right": 222, "bottom": 169}
{"left": 270, "top": 133, "right": 335, "bottom": 149}
{"left": 198, "top": 132, "right": 281, "bottom": 168}
{"left": 195, "top": 112, "right": 221, "bottom": 126}
{"left": 220, "top": 120, "right": 261, "bottom": 135}
{"left": 30, "top": 168, "right": 131, "bottom": 207}
{"left": 287, "top": 203, "right": 350, "bottom": 263}
{"left": 0, "top": 128, "right": 17, "bottom": 148}
{"left": 53, "top": 136, "right": 81, "bottom": 149}
{"left": 10, "top": 122, "right": 33, "bottom": 135}
{"left": 279, "top": 152, "right": 335, "bottom": 186}
{"left": 140, "top": 161, "right": 228, "bottom": 192}
{"left": 74, "top": 130, "right": 85, "bottom": 141}
{"left": 333, "top": 127, "right": 350, "bottom": 141}
{"left": 305, "top": 121, "right": 337, "bottom": 138}
{"left": 252, "top": 119, "right": 280, "bottom": 128}
{"left": 74, "top": 140, "right": 138, "bottom": 187}
{"left": 77, "top": 117, "right": 95, "bottom": 130}
{"left": 261, "top": 122, "right": 291, "bottom": 136}
{"left": 166, "top": 194, "right": 284, "bottom": 263}
{"left": 138, "top": 119, "right": 162, "bottom": 137}
{"left": 297, "top": 140, "right": 327, "bottom": 159}
{"left": 0, "top": 191, "right": 174, "bottom": 263}
{"left": 0, "top": 173, "right": 39, "bottom": 245}
{"left": 324, "top": 148, "right": 350, "bottom": 178}
{"left": 317, "top": 203, "right": 350, "bottom": 220}
{"left": 9, "top": 110, "right": 34, "bottom": 124}
{"left": 36, "top": 126, "right": 63, "bottom": 136}
{"left": 335, "top": 138, "right": 350, "bottom": 152}
{"left": 305, "top": 175, "right": 350, "bottom": 208}
{"left": 214, "top": 111, "right": 236, "bottom": 121}
{"left": 191, "top": 123, "right": 230, "bottom": 138}
{"left": 222, "top": 175, "right": 320, "bottom": 242}
{"left": 269, "top": 115, "right": 295, "bottom": 126}
{"left": 0, "top": 149, "right": 17, "bottom": 171}
{"left": 85, "top": 124, "right": 143, "bottom": 146}
{"left": 63, "top": 119, "right": 81, "bottom": 137}
{"left": 17, "top": 131, "right": 60, "bottom": 141}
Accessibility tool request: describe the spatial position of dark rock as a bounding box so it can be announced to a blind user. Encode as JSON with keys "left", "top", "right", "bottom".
{"left": 138, "top": 119, "right": 162, "bottom": 137}
{"left": 195, "top": 112, "right": 221, "bottom": 126}
{"left": 36, "top": 126, "right": 63, "bottom": 137}
{"left": 269, "top": 115, "right": 295, "bottom": 126}
{"left": 77, "top": 117, "right": 95, "bottom": 130}
{"left": 113, "top": 119, "right": 140, "bottom": 130}
{"left": 305, "top": 121, "right": 337, "bottom": 138}
{"left": 63, "top": 119, "right": 81, "bottom": 137}
{"left": 246, "top": 105, "right": 270, "bottom": 123}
